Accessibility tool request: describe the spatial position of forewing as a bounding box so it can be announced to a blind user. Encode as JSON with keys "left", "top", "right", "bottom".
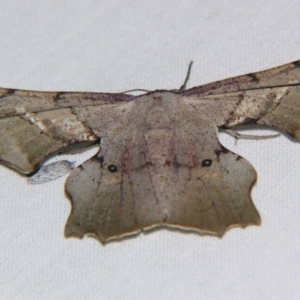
{"left": 183, "top": 60, "right": 300, "bottom": 96}
{"left": 0, "top": 88, "right": 134, "bottom": 173}
{"left": 182, "top": 61, "right": 300, "bottom": 139}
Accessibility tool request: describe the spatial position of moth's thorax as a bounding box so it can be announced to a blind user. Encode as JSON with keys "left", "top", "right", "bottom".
{"left": 137, "top": 92, "right": 180, "bottom": 171}
{"left": 138, "top": 91, "right": 181, "bottom": 128}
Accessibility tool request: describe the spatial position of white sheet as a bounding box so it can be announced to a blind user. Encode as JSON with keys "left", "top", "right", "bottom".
{"left": 1, "top": 1, "right": 300, "bottom": 299}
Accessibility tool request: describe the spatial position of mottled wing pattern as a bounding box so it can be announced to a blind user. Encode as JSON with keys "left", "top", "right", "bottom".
{"left": 0, "top": 89, "right": 134, "bottom": 173}
{"left": 183, "top": 60, "right": 300, "bottom": 139}
{"left": 184, "top": 60, "right": 300, "bottom": 96}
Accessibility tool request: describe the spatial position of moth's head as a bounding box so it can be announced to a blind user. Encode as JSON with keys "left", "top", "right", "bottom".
{"left": 135, "top": 91, "right": 182, "bottom": 128}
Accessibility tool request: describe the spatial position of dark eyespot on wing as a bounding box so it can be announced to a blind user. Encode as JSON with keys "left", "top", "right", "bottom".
{"left": 202, "top": 159, "right": 212, "bottom": 167}
{"left": 108, "top": 164, "right": 118, "bottom": 172}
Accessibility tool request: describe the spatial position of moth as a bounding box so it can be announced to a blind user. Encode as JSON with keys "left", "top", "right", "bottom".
{"left": 1, "top": 60, "right": 300, "bottom": 244}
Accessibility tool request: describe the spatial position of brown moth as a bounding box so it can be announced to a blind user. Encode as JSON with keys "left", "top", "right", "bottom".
{"left": 1, "top": 60, "right": 300, "bottom": 244}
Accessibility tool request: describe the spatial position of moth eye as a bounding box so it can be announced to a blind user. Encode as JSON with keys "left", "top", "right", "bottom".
{"left": 202, "top": 159, "right": 212, "bottom": 167}
{"left": 108, "top": 164, "right": 118, "bottom": 172}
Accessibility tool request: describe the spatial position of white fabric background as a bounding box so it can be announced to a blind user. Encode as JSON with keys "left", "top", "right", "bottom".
{"left": 1, "top": 1, "right": 300, "bottom": 299}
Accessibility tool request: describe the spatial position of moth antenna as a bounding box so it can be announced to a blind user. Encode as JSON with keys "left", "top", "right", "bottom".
{"left": 179, "top": 61, "right": 193, "bottom": 91}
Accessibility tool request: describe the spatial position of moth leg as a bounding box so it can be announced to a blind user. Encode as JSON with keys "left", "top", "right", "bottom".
{"left": 28, "top": 160, "right": 75, "bottom": 184}
{"left": 224, "top": 129, "right": 280, "bottom": 144}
